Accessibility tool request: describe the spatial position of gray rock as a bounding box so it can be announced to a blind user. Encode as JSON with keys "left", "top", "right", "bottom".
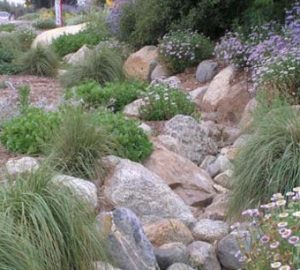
{"left": 187, "top": 241, "right": 221, "bottom": 270}
{"left": 207, "top": 155, "right": 233, "bottom": 178}
{"left": 192, "top": 219, "right": 229, "bottom": 243}
{"left": 151, "top": 76, "right": 181, "bottom": 89}
{"left": 163, "top": 115, "right": 218, "bottom": 165}
{"left": 155, "top": 242, "right": 189, "bottom": 270}
{"left": 103, "top": 156, "right": 195, "bottom": 225}
{"left": 202, "top": 194, "right": 229, "bottom": 220}
{"left": 6, "top": 157, "right": 39, "bottom": 175}
{"left": 214, "top": 170, "right": 233, "bottom": 189}
{"left": 151, "top": 63, "right": 170, "bottom": 81}
{"left": 97, "top": 208, "right": 159, "bottom": 270}
{"left": 139, "top": 122, "right": 153, "bottom": 136}
{"left": 189, "top": 86, "right": 208, "bottom": 106}
{"left": 64, "top": 45, "right": 91, "bottom": 65}
{"left": 233, "top": 134, "right": 252, "bottom": 148}
{"left": 196, "top": 60, "right": 218, "bottom": 83}
{"left": 95, "top": 262, "right": 122, "bottom": 270}
{"left": 157, "top": 135, "right": 181, "bottom": 154}
{"left": 52, "top": 174, "right": 98, "bottom": 209}
{"left": 217, "top": 231, "right": 251, "bottom": 270}
{"left": 200, "top": 155, "right": 216, "bottom": 172}
{"left": 123, "top": 98, "right": 145, "bottom": 118}
{"left": 167, "top": 263, "right": 195, "bottom": 270}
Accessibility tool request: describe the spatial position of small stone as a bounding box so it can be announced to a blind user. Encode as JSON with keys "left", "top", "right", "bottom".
{"left": 123, "top": 98, "right": 145, "bottom": 118}
{"left": 167, "top": 263, "right": 195, "bottom": 270}
{"left": 155, "top": 242, "right": 189, "bottom": 270}
{"left": 214, "top": 170, "right": 233, "bottom": 189}
{"left": 144, "top": 219, "right": 194, "bottom": 247}
{"left": 202, "top": 194, "right": 229, "bottom": 220}
{"left": 151, "top": 63, "right": 170, "bottom": 81}
{"left": 192, "top": 219, "right": 229, "bottom": 243}
{"left": 199, "top": 155, "right": 216, "bottom": 172}
{"left": 95, "top": 262, "right": 121, "bottom": 270}
{"left": 139, "top": 122, "right": 153, "bottom": 136}
{"left": 6, "top": 157, "right": 39, "bottom": 175}
{"left": 207, "top": 155, "right": 233, "bottom": 178}
{"left": 187, "top": 241, "right": 221, "bottom": 270}
{"left": 196, "top": 60, "right": 218, "bottom": 83}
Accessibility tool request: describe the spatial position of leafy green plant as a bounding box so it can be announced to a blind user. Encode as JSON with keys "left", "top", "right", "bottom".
{"left": 159, "top": 29, "right": 213, "bottom": 73}
{"left": 19, "top": 45, "right": 59, "bottom": 77}
{"left": 233, "top": 189, "right": 300, "bottom": 269}
{"left": 229, "top": 99, "right": 300, "bottom": 216}
{"left": 61, "top": 47, "right": 124, "bottom": 87}
{"left": 18, "top": 85, "right": 30, "bottom": 113}
{"left": 0, "top": 167, "right": 108, "bottom": 270}
{"left": 0, "top": 23, "right": 16, "bottom": 32}
{"left": 65, "top": 80, "right": 147, "bottom": 111}
{"left": 33, "top": 18, "right": 56, "bottom": 29}
{"left": 95, "top": 111, "right": 153, "bottom": 162}
{"left": 0, "top": 108, "right": 61, "bottom": 154}
{"left": 46, "top": 107, "right": 115, "bottom": 180}
{"left": 139, "top": 85, "right": 196, "bottom": 121}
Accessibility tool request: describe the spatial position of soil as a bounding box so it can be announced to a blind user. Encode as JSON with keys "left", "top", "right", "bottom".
{"left": 177, "top": 67, "right": 205, "bottom": 91}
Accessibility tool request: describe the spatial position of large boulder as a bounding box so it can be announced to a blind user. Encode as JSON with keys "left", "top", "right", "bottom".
{"left": 52, "top": 174, "right": 98, "bottom": 209}
{"left": 124, "top": 46, "right": 159, "bottom": 81}
{"left": 155, "top": 242, "right": 189, "bottom": 270}
{"left": 5, "top": 157, "right": 39, "bottom": 175}
{"left": 191, "top": 219, "right": 229, "bottom": 243}
{"left": 187, "top": 241, "right": 221, "bottom": 270}
{"left": 64, "top": 45, "right": 91, "bottom": 65}
{"left": 196, "top": 60, "right": 218, "bottom": 83}
{"left": 103, "top": 156, "right": 195, "bottom": 225}
{"left": 97, "top": 208, "right": 159, "bottom": 270}
{"left": 145, "top": 141, "right": 215, "bottom": 207}
{"left": 32, "top": 23, "right": 86, "bottom": 47}
{"left": 202, "top": 66, "right": 235, "bottom": 111}
{"left": 217, "top": 231, "right": 251, "bottom": 270}
{"left": 144, "top": 219, "right": 194, "bottom": 247}
{"left": 162, "top": 115, "right": 218, "bottom": 165}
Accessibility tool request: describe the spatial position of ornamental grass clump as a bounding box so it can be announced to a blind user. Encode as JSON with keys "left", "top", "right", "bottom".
{"left": 0, "top": 167, "right": 108, "bottom": 270}
{"left": 234, "top": 188, "right": 300, "bottom": 269}
{"left": 229, "top": 100, "right": 300, "bottom": 215}
{"left": 139, "top": 85, "right": 196, "bottom": 121}
{"left": 159, "top": 29, "right": 213, "bottom": 74}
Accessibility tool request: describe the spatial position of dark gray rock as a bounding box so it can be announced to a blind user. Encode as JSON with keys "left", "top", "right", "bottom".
{"left": 97, "top": 208, "right": 159, "bottom": 270}
{"left": 196, "top": 60, "right": 218, "bottom": 83}
{"left": 155, "top": 242, "right": 189, "bottom": 270}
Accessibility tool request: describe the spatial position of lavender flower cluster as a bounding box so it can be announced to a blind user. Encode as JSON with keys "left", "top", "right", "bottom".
{"left": 158, "top": 29, "right": 213, "bottom": 73}
{"left": 215, "top": 2, "right": 300, "bottom": 94}
{"left": 106, "top": 0, "right": 132, "bottom": 35}
{"left": 233, "top": 188, "right": 300, "bottom": 270}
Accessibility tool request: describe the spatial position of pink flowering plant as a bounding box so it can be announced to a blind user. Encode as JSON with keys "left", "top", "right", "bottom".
{"left": 158, "top": 29, "right": 213, "bottom": 74}
{"left": 234, "top": 188, "right": 300, "bottom": 270}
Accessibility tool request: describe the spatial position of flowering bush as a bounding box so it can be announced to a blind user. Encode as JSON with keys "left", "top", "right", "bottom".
{"left": 257, "top": 53, "right": 300, "bottom": 104}
{"left": 158, "top": 30, "right": 213, "bottom": 74}
{"left": 139, "top": 85, "right": 196, "bottom": 121}
{"left": 235, "top": 188, "right": 300, "bottom": 270}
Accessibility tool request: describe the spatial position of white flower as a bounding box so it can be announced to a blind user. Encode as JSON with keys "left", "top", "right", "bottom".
{"left": 271, "top": 262, "right": 282, "bottom": 269}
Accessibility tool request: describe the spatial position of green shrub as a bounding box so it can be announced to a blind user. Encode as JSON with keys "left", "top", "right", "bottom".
{"left": 257, "top": 54, "right": 300, "bottom": 105}
{"left": 66, "top": 80, "right": 147, "bottom": 111}
{"left": 139, "top": 85, "right": 196, "bottom": 121}
{"left": 96, "top": 111, "right": 153, "bottom": 162}
{"left": 18, "top": 12, "right": 39, "bottom": 20}
{"left": 65, "top": 14, "right": 86, "bottom": 25}
{"left": 0, "top": 23, "right": 16, "bottom": 32}
{"left": 0, "top": 108, "right": 61, "bottom": 154}
{"left": 61, "top": 47, "right": 124, "bottom": 87}
{"left": 18, "top": 85, "right": 30, "bottom": 113}
{"left": 0, "top": 167, "right": 108, "bottom": 270}
{"left": 46, "top": 107, "right": 115, "bottom": 180}
{"left": 229, "top": 99, "right": 300, "bottom": 216}
{"left": 158, "top": 29, "right": 213, "bottom": 73}
{"left": 33, "top": 18, "right": 56, "bottom": 29}
{"left": 19, "top": 45, "right": 59, "bottom": 77}
{"left": 53, "top": 11, "right": 109, "bottom": 57}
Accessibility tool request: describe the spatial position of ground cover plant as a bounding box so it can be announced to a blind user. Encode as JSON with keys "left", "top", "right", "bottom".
{"left": 65, "top": 80, "right": 147, "bottom": 111}
{"left": 229, "top": 98, "right": 300, "bottom": 215}
{"left": 95, "top": 111, "right": 153, "bottom": 162}
{"left": 139, "top": 85, "right": 196, "bottom": 121}
{"left": 33, "top": 18, "right": 56, "bottom": 29}
{"left": 0, "top": 167, "right": 108, "bottom": 270}
{"left": 0, "top": 108, "right": 61, "bottom": 154}
{"left": 234, "top": 188, "right": 300, "bottom": 269}
{"left": 0, "top": 23, "right": 16, "bottom": 32}
{"left": 158, "top": 29, "right": 213, "bottom": 74}
{"left": 61, "top": 47, "right": 124, "bottom": 87}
